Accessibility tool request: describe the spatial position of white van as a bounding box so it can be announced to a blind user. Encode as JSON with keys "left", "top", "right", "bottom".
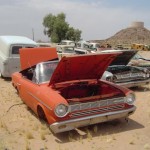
{"left": 0, "top": 36, "right": 37, "bottom": 78}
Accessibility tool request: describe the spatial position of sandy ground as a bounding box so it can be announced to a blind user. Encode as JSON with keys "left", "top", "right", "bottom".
{"left": 0, "top": 51, "right": 150, "bottom": 150}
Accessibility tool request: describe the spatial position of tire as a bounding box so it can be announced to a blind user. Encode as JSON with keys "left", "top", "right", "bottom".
{"left": 37, "top": 106, "right": 47, "bottom": 122}
{"left": 0, "top": 72, "right": 3, "bottom": 78}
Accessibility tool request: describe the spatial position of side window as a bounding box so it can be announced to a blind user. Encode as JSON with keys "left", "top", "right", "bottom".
{"left": 25, "top": 46, "right": 35, "bottom": 48}
{"left": 12, "top": 46, "right": 22, "bottom": 54}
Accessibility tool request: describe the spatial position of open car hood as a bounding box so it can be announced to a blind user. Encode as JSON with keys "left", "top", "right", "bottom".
{"left": 19, "top": 47, "right": 58, "bottom": 70}
{"left": 105, "top": 50, "right": 138, "bottom": 66}
{"left": 50, "top": 53, "right": 121, "bottom": 85}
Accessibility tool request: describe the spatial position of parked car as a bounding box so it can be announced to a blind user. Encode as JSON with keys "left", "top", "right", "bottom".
{"left": 56, "top": 45, "right": 76, "bottom": 59}
{"left": 0, "top": 35, "right": 37, "bottom": 78}
{"left": 89, "top": 42, "right": 101, "bottom": 51}
{"left": 101, "top": 50, "right": 150, "bottom": 88}
{"left": 56, "top": 45, "right": 89, "bottom": 59}
{"left": 12, "top": 47, "right": 136, "bottom": 133}
{"left": 37, "top": 42, "right": 51, "bottom": 47}
{"left": 129, "top": 53, "right": 150, "bottom": 71}
{"left": 75, "top": 40, "right": 94, "bottom": 54}
{"left": 60, "top": 40, "right": 75, "bottom": 46}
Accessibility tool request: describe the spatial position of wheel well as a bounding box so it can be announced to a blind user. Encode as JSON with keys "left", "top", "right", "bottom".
{"left": 37, "top": 105, "right": 47, "bottom": 122}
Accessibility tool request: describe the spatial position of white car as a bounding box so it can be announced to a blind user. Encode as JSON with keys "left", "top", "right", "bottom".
{"left": 0, "top": 35, "right": 37, "bottom": 78}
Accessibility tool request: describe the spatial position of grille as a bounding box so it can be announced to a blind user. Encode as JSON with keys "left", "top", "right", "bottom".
{"left": 69, "top": 97, "right": 125, "bottom": 118}
{"left": 115, "top": 72, "right": 144, "bottom": 80}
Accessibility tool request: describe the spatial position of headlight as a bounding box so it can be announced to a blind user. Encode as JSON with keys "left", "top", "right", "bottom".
{"left": 54, "top": 104, "right": 69, "bottom": 117}
{"left": 106, "top": 76, "right": 113, "bottom": 82}
{"left": 146, "top": 73, "right": 150, "bottom": 78}
{"left": 125, "top": 93, "right": 135, "bottom": 105}
{"left": 142, "top": 73, "right": 146, "bottom": 78}
{"left": 112, "top": 76, "right": 117, "bottom": 82}
{"left": 142, "top": 73, "right": 149, "bottom": 78}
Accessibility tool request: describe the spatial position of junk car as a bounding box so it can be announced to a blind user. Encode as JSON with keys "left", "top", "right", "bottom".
{"left": 12, "top": 47, "right": 136, "bottom": 133}
{"left": 102, "top": 50, "right": 150, "bottom": 88}
{"left": 129, "top": 53, "right": 150, "bottom": 71}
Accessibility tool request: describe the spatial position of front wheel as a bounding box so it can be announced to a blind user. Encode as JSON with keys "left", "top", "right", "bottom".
{"left": 37, "top": 106, "right": 47, "bottom": 122}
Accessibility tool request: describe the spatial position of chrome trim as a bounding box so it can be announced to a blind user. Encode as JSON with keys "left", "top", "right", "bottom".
{"left": 69, "top": 97, "right": 125, "bottom": 113}
{"left": 50, "top": 106, "right": 136, "bottom": 133}
{"left": 70, "top": 104, "right": 124, "bottom": 118}
{"left": 115, "top": 72, "right": 145, "bottom": 79}
{"left": 28, "top": 92, "right": 52, "bottom": 110}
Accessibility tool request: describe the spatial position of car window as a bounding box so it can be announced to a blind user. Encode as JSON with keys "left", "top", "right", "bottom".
{"left": 12, "top": 46, "right": 22, "bottom": 54}
{"left": 25, "top": 46, "right": 35, "bottom": 48}
{"left": 34, "top": 61, "right": 58, "bottom": 83}
{"left": 64, "top": 48, "right": 74, "bottom": 53}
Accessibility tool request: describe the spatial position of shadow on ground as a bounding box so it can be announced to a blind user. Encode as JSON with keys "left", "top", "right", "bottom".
{"left": 54, "top": 118, "right": 144, "bottom": 143}
{"left": 130, "top": 85, "right": 150, "bottom": 92}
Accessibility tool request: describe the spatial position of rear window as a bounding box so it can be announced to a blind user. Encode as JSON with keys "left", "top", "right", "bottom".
{"left": 12, "top": 46, "right": 35, "bottom": 54}
{"left": 12, "top": 46, "right": 22, "bottom": 54}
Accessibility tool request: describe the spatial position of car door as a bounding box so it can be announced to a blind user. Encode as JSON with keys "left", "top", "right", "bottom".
{"left": 19, "top": 77, "right": 40, "bottom": 111}
{"left": 8, "top": 45, "right": 22, "bottom": 76}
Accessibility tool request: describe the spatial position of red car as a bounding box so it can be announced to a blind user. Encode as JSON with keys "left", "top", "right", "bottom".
{"left": 12, "top": 47, "right": 136, "bottom": 133}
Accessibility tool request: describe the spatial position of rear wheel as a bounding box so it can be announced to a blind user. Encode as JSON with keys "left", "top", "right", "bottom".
{"left": 0, "top": 72, "right": 3, "bottom": 78}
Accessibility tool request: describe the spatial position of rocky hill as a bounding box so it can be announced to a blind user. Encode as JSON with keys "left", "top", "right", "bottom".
{"left": 92, "top": 22, "right": 150, "bottom": 48}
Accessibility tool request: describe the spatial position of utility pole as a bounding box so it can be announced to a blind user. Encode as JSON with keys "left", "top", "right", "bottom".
{"left": 32, "top": 28, "right": 35, "bottom": 41}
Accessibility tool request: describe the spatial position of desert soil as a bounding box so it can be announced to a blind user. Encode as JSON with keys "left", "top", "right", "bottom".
{"left": 0, "top": 51, "right": 150, "bottom": 150}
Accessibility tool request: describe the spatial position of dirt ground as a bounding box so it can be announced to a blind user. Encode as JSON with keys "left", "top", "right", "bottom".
{"left": 0, "top": 51, "right": 150, "bottom": 150}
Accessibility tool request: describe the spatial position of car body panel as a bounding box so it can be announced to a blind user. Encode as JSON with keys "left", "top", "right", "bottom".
{"left": 129, "top": 53, "right": 150, "bottom": 71}
{"left": 50, "top": 53, "right": 121, "bottom": 85}
{"left": 101, "top": 49, "right": 138, "bottom": 66}
{"left": 20, "top": 47, "right": 58, "bottom": 70}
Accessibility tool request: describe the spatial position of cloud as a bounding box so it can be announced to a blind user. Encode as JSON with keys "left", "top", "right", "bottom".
{"left": 0, "top": 0, "right": 150, "bottom": 41}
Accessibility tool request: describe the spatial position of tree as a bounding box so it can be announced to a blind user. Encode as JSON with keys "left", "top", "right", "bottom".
{"left": 43, "top": 13, "right": 82, "bottom": 43}
{"left": 66, "top": 27, "right": 82, "bottom": 42}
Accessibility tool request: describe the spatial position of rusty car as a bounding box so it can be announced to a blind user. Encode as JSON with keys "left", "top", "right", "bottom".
{"left": 12, "top": 47, "right": 136, "bottom": 133}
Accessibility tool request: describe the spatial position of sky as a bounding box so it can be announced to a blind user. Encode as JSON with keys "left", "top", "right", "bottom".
{"left": 0, "top": 0, "right": 150, "bottom": 42}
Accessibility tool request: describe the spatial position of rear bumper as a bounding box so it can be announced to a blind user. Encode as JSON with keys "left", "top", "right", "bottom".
{"left": 50, "top": 106, "right": 136, "bottom": 133}
{"left": 117, "top": 79, "right": 150, "bottom": 88}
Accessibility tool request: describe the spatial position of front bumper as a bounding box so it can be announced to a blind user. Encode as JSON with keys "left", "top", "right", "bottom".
{"left": 50, "top": 106, "right": 136, "bottom": 133}
{"left": 116, "top": 78, "right": 150, "bottom": 88}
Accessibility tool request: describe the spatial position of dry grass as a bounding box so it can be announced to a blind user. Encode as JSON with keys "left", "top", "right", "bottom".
{"left": 144, "top": 144, "right": 150, "bottom": 150}
{"left": 25, "top": 139, "right": 30, "bottom": 150}
{"left": 129, "top": 140, "right": 135, "bottom": 145}
{"left": 86, "top": 129, "right": 93, "bottom": 141}
{"left": 0, "top": 141, "right": 5, "bottom": 150}
{"left": 26, "top": 132, "right": 34, "bottom": 139}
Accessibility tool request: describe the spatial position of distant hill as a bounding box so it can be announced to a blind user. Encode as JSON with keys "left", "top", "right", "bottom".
{"left": 91, "top": 22, "right": 150, "bottom": 48}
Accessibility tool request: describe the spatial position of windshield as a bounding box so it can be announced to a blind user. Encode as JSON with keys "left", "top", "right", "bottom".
{"left": 34, "top": 61, "right": 58, "bottom": 83}
{"left": 57, "top": 46, "right": 75, "bottom": 53}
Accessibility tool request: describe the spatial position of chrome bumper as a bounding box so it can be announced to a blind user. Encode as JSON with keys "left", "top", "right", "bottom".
{"left": 50, "top": 106, "right": 136, "bottom": 133}
{"left": 117, "top": 79, "right": 150, "bottom": 88}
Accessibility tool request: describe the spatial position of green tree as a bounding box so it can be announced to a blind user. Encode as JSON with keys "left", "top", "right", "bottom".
{"left": 43, "top": 13, "right": 82, "bottom": 43}
{"left": 65, "top": 27, "right": 81, "bottom": 42}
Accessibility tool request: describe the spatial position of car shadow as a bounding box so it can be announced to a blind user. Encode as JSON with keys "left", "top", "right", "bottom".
{"left": 54, "top": 118, "right": 144, "bottom": 143}
{"left": 0, "top": 77, "right": 11, "bottom": 82}
{"left": 130, "top": 85, "right": 150, "bottom": 92}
